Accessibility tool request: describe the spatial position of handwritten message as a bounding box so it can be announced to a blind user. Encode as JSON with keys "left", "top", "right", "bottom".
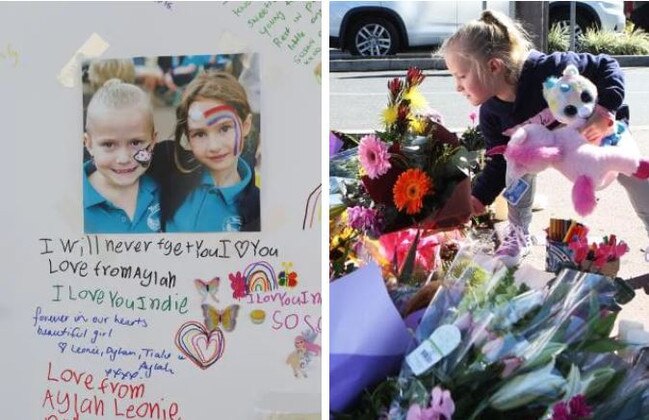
{"left": 227, "top": 1, "right": 321, "bottom": 66}
{"left": 154, "top": 0, "right": 173, "bottom": 10}
{"left": 245, "top": 289, "right": 321, "bottom": 334}
{"left": 42, "top": 362, "right": 182, "bottom": 419}
{"left": 0, "top": 43, "right": 19, "bottom": 67}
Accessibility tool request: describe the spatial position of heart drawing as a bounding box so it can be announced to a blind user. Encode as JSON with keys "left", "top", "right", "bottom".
{"left": 175, "top": 321, "right": 225, "bottom": 370}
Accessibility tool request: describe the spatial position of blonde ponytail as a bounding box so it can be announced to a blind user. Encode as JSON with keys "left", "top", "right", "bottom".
{"left": 439, "top": 9, "right": 532, "bottom": 86}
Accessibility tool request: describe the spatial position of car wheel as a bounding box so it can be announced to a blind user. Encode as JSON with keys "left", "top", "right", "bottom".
{"left": 550, "top": 8, "right": 598, "bottom": 41}
{"left": 347, "top": 16, "right": 400, "bottom": 56}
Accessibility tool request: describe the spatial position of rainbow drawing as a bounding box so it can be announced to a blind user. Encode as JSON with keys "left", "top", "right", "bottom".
{"left": 243, "top": 261, "right": 278, "bottom": 293}
{"left": 302, "top": 184, "right": 321, "bottom": 230}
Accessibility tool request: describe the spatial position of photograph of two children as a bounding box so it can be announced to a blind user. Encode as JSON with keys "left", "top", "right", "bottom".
{"left": 82, "top": 54, "right": 261, "bottom": 234}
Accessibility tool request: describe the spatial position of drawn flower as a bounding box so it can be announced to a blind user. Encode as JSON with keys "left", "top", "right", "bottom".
{"left": 287, "top": 272, "right": 298, "bottom": 288}
{"left": 229, "top": 271, "right": 247, "bottom": 299}
{"left": 393, "top": 169, "right": 433, "bottom": 215}
{"left": 359, "top": 134, "right": 391, "bottom": 179}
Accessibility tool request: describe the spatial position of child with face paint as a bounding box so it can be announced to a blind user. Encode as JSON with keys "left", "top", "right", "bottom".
{"left": 83, "top": 79, "right": 160, "bottom": 233}
{"left": 163, "top": 71, "right": 260, "bottom": 232}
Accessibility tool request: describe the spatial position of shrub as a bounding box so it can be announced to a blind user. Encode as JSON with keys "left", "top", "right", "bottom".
{"left": 579, "top": 24, "right": 649, "bottom": 55}
{"left": 548, "top": 23, "right": 569, "bottom": 52}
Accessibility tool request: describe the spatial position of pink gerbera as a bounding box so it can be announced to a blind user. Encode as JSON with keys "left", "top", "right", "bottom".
{"left": 359, "top": 134, "right": 391, "bottom": 179}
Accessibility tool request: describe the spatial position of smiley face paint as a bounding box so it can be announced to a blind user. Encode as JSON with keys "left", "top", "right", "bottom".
{"left": 189, "top": 104, "right": 244, "bottom": 156}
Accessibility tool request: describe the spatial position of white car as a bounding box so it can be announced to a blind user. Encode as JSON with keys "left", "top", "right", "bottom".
{"left": 330, "top": 1, "right": 626, "bottom": 56}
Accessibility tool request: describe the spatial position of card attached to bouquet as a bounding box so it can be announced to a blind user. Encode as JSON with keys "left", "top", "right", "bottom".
{"left": 503, "top": 178, "right": 531, "bottom": 206}
{"left": 406, "top": 324, "right": 461, "bottom": 376}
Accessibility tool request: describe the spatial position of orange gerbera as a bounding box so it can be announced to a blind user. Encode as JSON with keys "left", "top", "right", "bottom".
{"left": 392, "top": 169, "right": 433, "bottom": 215}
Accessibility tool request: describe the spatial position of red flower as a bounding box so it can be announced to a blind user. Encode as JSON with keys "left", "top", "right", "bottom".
{"left": 406, "top": 67, "right": 425, "bottom": 87}
{"left": 568, "top": 395, "right": 592, "bottom": 418}
{"left": 393, "top": 169, "right": 433, "bottom": 214}
{"left": 388, "top": 77, "right": 403, "bottom": 97}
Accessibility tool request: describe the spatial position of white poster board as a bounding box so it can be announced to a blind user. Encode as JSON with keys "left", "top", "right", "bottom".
{"left": 0, "top": 2, "right": 322, "bottom": 418}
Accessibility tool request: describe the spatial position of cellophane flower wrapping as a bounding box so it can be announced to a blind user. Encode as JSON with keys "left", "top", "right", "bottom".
{"left": 380, "top": 246, "right": 646, "bottom": 420}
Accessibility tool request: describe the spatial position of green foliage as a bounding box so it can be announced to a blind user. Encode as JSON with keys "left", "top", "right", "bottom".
{"left": 547, "top": 23, "right": 649, "bottom": 55}
{"left": 579, "top": 25, "right": 649, "bottom": 55}
{"left": 548, "top": 23, "right": 569, "bottom": 53}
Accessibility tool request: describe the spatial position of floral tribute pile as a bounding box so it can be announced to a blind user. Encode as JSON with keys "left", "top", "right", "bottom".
{"left": 334, "top": 246, "right": 646, "bottom": 420}
{"left": 330, "top": 67, "right": 483, "bottom": 282}
{"left": 329, "top": 67, "right": 648, "bottom": 420}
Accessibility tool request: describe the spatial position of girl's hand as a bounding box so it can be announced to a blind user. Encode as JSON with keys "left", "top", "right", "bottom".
{"left": 470, "top": 195, "right": 486, "bottom": 216}
{"left": 579, "top": 104, "right": 614, "bottom": 144}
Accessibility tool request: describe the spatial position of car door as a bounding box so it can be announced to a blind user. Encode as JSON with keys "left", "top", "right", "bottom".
{"left": 385, "top": 1, "right": 458, "bottom": 47}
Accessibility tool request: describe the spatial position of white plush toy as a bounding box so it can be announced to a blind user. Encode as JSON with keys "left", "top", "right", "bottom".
{"left": 496, "top": 64, "right": 649, "bottom": 216}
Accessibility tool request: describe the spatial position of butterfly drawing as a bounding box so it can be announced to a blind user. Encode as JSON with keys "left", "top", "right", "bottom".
{"left": 194, "top": 277, "right": 220, "bottom": 302}
{"left": 202, "top": 303, "right": 239, "bottom": 332}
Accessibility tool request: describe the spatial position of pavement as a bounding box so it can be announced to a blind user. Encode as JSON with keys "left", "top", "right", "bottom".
{"left": 330, "top": 49, "right": 649, "bottom": 72}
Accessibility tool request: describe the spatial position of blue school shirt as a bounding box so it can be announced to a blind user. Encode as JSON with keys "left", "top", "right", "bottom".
{"left": 166, "top": 158, "right": 252, "bottom": 232}
{"left": 83, "top": 162, "right": 161, "bottom": 233}
{"left": 474, "top": 50, "right": 625, "bottom": 206}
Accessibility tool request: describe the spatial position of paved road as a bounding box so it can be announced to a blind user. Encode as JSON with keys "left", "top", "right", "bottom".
{"left": 330, "top": 67, "right": 649, "bottom": 330}
{"left": 330, "top": 67, "right": 649, "bottom": 132}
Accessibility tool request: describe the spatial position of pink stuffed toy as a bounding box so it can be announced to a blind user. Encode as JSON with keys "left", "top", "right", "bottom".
{"left": 494, "top": 65, "right": 649, "bottom": 216}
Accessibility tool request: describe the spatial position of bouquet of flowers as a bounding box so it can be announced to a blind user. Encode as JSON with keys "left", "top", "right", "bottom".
{"left": 331, "top": 67, "right": 473, "bottom": 235}
{"left": 568, "top": 234, "right": 629, "bottom": 278}
{"left": 337, "top": 246, "right": 647, "bottom": 419}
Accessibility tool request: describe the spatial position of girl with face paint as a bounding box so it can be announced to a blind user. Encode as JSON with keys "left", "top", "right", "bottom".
{"left": 161, "top": 71, "right": 260, "bottom": 232}
{"left": 83, "top": 78, "right": 160, "bottom": 233}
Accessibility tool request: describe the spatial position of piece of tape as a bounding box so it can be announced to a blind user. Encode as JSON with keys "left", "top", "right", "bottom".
{"left": 58, "top": 33, "right": 110, "bottom": 88}
{"left": 215, "top": 31, "right": 250, "bottom": 53}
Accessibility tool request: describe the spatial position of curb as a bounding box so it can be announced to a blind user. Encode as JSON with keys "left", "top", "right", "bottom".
{"left": 330, "top": 55, "right": 649, "bottom": 72}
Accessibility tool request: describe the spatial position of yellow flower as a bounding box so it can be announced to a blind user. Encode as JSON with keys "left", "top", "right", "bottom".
{"left": 382, "top": 105, "right": 398, "bottom": 126}
{"left": 409, "top": 117, "right": 427, "bottom": 135}
{"left": 358, "top": 164, "right": 367, "bottom": 177}
{"left": 403, "top": 87, "right": 428, "bottom": 111}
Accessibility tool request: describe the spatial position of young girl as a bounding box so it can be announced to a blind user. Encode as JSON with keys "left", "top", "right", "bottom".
{"left": 83, "top": 79, "right": 160, "bottom": 233}
{"left": 162, "top": 71, "right": 260, "bottom": 232}
{"left": 440, "top": 10, "right": 649, "bottom": 266}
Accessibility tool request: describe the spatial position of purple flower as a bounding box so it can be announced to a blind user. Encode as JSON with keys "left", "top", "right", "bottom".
{"left": 330, "top": 132, "right": 343, "bottom": 157}
{"left": 568, "top": 395, "right": 592, "bottom": 418}
{"left": 430, "top": 386, "right": 455, "bottom": 419}
{"left": 551, "top": 395, "right": 592, "bottom": 420}
{"left": 358, "top": 134, "right": 391, "bottom": 179}
{"left": 469, "top": 110, "right": 478, "bottom": 126}
{"left": 552, "top": 401, "right": 570, "bottom": 420}
{"left": 406, "top": 386, "right": 455, "bottom": 420}
{"left": 347, "top": 206, "right": 380, "bottom": 235}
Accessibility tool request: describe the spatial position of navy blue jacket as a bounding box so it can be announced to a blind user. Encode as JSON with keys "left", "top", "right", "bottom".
{"left": 474, "top": 50, "right": 625, "bottom": 206}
